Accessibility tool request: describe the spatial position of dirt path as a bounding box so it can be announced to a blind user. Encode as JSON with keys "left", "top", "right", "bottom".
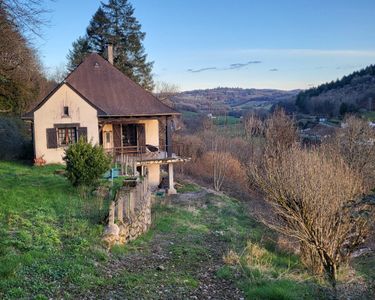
{"left": 81, "top": 190, "right": 244, "bottom": 299}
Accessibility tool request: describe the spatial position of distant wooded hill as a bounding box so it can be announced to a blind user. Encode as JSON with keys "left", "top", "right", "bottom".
{"left": 172, "top": 87, "right": 299, "bottom": 117}
{"left": 296, "top": 65, "right": 375, "bottom": 117}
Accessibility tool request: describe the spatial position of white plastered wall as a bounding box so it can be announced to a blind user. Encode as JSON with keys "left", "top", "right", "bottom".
{"left": 33, "top": 84, "right": 99, "bottom": 164}
{"left": 137, "top": 119, "right": 160, "bottom": 187}
{"left": 147, "top": 164, "right": 160, "bottom": 188}
{"left": 136, "top": 119, "right": 159, "bottom": 146}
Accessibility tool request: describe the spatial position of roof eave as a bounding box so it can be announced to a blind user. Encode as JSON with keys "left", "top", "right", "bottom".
{"left": 21, "top": 116, "right": 34, "bottom": 121}
{"left": 98, "top": 112, "right": 180, "bottom": 118}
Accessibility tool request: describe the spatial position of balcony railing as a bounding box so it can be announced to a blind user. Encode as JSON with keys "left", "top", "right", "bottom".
{"left": 105, "top": 144, "right": 185, "bottom": 164}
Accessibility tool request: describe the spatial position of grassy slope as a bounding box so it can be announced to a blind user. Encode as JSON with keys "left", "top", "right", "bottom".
{"left": 0, "top": 162, "right": 373, "bottom": 299}
{"left": 0, "top": 162, "right": 107, "bottom": 299}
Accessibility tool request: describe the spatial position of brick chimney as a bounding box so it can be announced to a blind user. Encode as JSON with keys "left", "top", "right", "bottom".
{"left": 106, "top": 44, "right": 114, "bottom": 65}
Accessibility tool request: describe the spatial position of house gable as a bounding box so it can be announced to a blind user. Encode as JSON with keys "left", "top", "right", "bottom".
{"left": 33, "top": 83, "right": 99, "bottom": 163}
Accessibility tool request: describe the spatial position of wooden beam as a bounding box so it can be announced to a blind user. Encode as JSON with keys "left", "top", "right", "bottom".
{"left": 99, "top": 116, "right": 161, "bottom": 124}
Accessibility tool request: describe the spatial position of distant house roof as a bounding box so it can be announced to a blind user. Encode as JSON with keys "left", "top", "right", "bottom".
{"left": 23, "top": 53, "right": 178, "bottom": 119}
{"left": 302, "top": 123, "right": 337, "bottom": 138}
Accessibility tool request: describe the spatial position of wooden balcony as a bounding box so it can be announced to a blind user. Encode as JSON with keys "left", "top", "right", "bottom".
{"left": 105, "top": 144, "right": 189, "bottom": 167}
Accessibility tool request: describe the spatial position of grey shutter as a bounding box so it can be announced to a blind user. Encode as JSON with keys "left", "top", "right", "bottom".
{"left": 78, "top": 127, "right": 88, "bottom": 142}
{"left": 137, "top": 124, "right": 146, "bottom": 152}
{"left": 46, "top": 128, "right": 57, "bottom": 149}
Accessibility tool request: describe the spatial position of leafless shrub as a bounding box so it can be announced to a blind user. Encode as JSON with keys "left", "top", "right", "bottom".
{"left": 327, "top": 115, "right": 375, "bottom": 191}
{"left": 264, "top": 109, "right": 298, "bottom": 157}
{"left": 226, "top": 137, "right": 254, "bottom": 164}
{"left": 193, "top": 150, "right": 245, "bottom": 192}
{"left": 202, "top": 117, "right": 214, "bottom": 132}
{"left": 173, "top": 134, "right": 205, "bottom": 175}
{"left": 244, "top": 113, "right": 263, "bottom": 139}
{"left": 175, "top": 134, "right": 205, "bottom": 161}
{"left": 248, "top": 144, "right": 372, "bottom": 288}
{"left": 176, "top": 128, "right": 248, "bottom": 193}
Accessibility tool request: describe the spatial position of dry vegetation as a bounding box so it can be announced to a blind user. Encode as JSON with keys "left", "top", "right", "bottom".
{"left": 249, "top": 145, "right": 369, "bottom": 287}
{"left": 176, "top": 109, "right": 375, "bottom": 293}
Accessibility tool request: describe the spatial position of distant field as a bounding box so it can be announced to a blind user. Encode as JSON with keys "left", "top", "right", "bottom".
{"left": 181, "top": 110, "right": 199, "bottom": 118}
{"left": 362, "top": 111, "right": 375, "bottom": 121}
{"left": 212, "top": 115, "right": 241, "bottom": 126}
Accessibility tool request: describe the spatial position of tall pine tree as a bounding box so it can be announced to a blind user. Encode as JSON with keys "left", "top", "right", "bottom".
{"left": 66, "top": 36, "right": 91, "bottom": 72}
{"left": 66, "top": 0, "right": 154, "bottom": 90}
{"left": 86, "top": 7, "right": 111, "bottom": 53}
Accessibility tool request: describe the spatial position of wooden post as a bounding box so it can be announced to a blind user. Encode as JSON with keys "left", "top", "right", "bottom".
{"left": 166, "top": 117, "right": 173, "bottom": 157}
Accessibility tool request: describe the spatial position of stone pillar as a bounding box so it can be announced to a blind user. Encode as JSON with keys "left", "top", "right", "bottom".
{"left": 108, "top": 201, "right": 115, "bottom": 225}
{"left": 117, "top": 198, "right": 123, "bottom": 223}
{"left": 129, "top": 190, "right": 135, "bottom": 216}
{"left": 168, "top": 163, "right": 177, "bottom": 194}
{"left": 147, "top": 164, "right": 160, "bottom": 188}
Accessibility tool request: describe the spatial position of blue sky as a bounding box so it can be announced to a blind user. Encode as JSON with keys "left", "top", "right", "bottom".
{"left": 38, "top": 0, "right": 375, "bottom": 91}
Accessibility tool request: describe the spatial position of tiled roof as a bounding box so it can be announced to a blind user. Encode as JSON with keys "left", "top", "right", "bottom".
{"left": 23, "top": 53, "right": 178, "bottom": 119}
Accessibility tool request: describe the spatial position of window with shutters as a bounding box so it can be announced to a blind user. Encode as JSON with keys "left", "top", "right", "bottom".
{"left": 57, "top": 127, "right": 77, "bottom": 146}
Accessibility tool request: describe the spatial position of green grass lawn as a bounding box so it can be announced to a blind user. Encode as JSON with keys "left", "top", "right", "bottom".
{"left": 0, "top": 162, "right": 372, "bottom": 299}
{"left": 213, "top": 115, "right": 241, "bottom": 126}
{"left": 0, "top": 161, "right": 108, "bottom": 299}
{"left": 181, "top": 110, "right": 199, "bottom": 119}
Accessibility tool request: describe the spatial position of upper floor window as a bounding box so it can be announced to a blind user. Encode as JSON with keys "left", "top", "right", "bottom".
{"left": 63, "top": 106, "right": 69, "bottom": 116}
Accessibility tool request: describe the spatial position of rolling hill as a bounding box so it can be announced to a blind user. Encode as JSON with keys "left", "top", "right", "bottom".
{"left": 172, "top": 87, "right": 300, "bottom": 116}
{"left": 296, "top": 65, "right": 375, "bottom": 117}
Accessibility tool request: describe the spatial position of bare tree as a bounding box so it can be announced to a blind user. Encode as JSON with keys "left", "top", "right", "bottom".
{"left": 211, "top": 150, "right": 229, "bottom": 191}
{"left": 244, "top": 113, "right": 263, "bottom": 139}
{"left": 47, "top": 62, "right": 68, "bottom": 84}
{"left": 154, "top": 81, "right": 179, "bottom": 108}
{"left": 329, "top": 115, "right": 375, "bottom": 191}
{"left": 1, "top": 0, "right": 51, "bottom": 38}
{"left": 248, "top": 144, "right": 372, "bottom": 288}
{"left": 264, "top": 109, "right": 298, "bottom": 157}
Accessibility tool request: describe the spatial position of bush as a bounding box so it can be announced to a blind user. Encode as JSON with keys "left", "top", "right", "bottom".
{"left": 64, "top": 137, "right": 111, "bottom": 188}
{"left": 249, "top": 144, "right": 370, "bottom": 287}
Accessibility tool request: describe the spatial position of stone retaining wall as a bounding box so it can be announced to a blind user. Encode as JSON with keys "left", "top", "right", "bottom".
{"left": 102, "top": 177, "right": 152, "bottom": 249}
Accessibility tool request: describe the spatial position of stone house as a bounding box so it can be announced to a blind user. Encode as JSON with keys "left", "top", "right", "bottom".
{"left": 23, "top": 49, "right": 185, "bottom": 193}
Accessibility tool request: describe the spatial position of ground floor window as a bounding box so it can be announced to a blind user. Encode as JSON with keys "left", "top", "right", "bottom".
{"left": 57, "top": 127, "right": 77, "bottom": 146}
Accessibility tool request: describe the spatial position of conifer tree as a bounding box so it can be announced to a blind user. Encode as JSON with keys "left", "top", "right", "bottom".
{"left": 66, "top": 36, "right": 91, "bottom": 72}
{"left": 86, "top": 7, "right": 111, "bottom": 53}
{"left": 67, "top": 0, "right": 154, "bottom": 90}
